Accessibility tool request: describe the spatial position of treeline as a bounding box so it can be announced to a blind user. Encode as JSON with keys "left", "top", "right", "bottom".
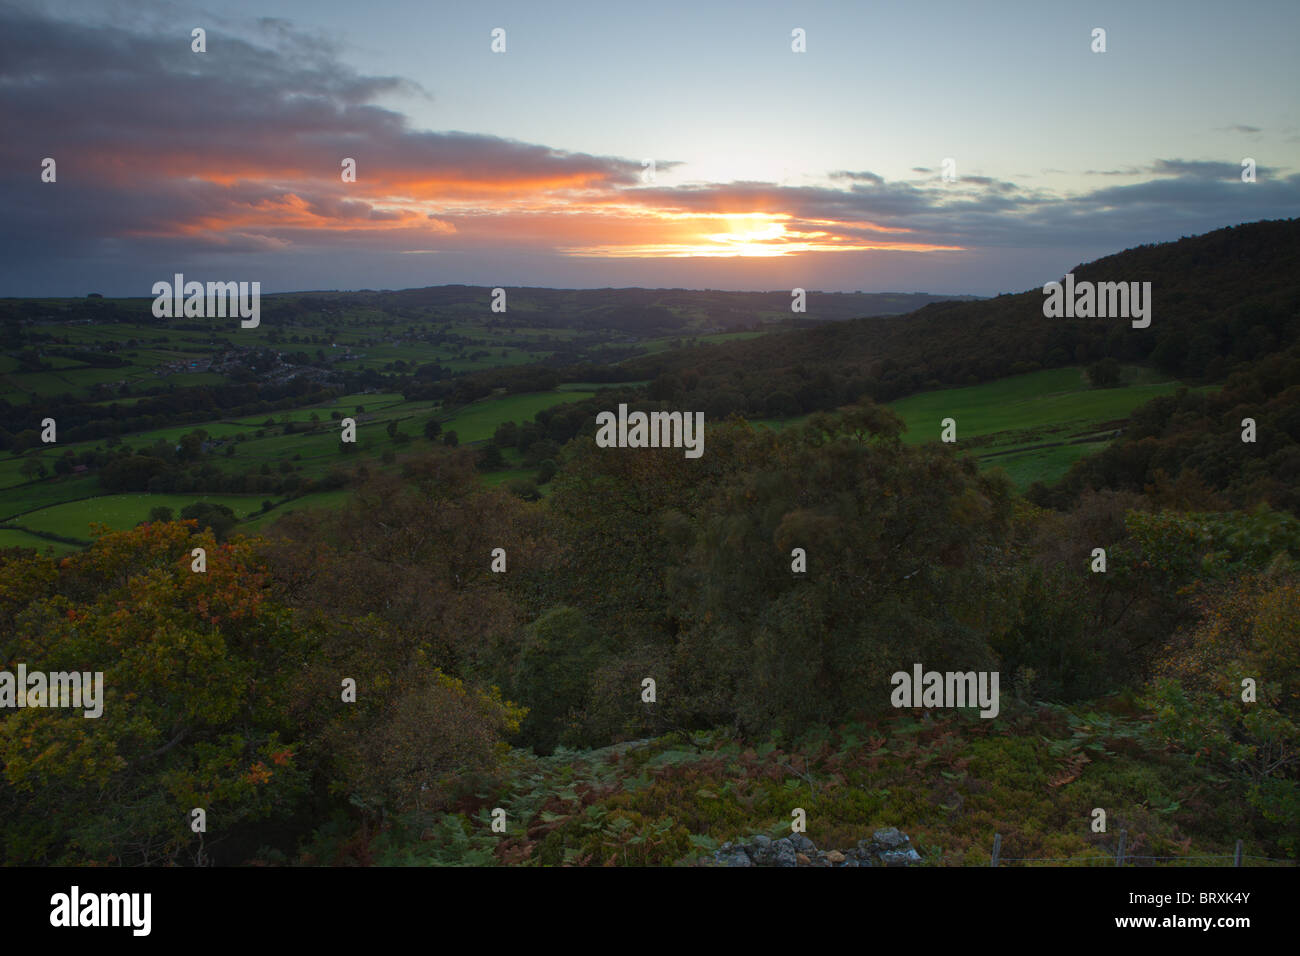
{"left": 0, "top": 378, "right": 339, "bottom": 452}
{"left": 402, "top": 359, "right": 645, "bottom": 406}
{"left": 83, "top": 425, "right": 351, "bottom": 498}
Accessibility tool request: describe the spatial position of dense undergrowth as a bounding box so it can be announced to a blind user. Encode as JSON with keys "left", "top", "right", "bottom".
{"left": 300, "top": 695, "right": 1292, "bottom": 867}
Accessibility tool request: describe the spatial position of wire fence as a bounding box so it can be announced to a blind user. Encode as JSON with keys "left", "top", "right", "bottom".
{"left": 988, "top": 831, "right": 1296, "bottom": 867}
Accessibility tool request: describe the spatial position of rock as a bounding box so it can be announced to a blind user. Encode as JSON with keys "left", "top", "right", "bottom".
{"left": 773, "top": 837, "right": 798, "bottom": 867}
{"left": 880, "top": 847, "right": 922, "bottom": 867}
{"left": 718, "top": 850, "right": 754, "bottom": 867}
{"left": 872, "top": 827, "right": 908, "bottom": 849}
{"left": 709, "top": 829, "right": 918, "bottom": 867}
{"left": 791, "top": 833, "right": 817, "bottom": 855}
{"left": 711, "top": 842, "right": 755, "bottom": 867}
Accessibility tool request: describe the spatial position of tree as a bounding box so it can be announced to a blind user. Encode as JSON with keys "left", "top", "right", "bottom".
{"left": 148, "top": 505, "right": 174, "bottom": 522}
{"left": 493, "top": 421, "right": 518, "bottom": 447}
{"left": 549, "top": 400, "right": 1012, "bottom": 737}
{"left": 179, "top": 502, "right": 238, "bottom": 540}
{"left": 328, "top": 671, "right": 523, "bottom": 813}
{"left": 0, "top": 523, "right": 313, "bottom": 864}
{"left": 504, "top": 477, "right": 540, "bottom": 501}
{"left": 1143, "top": 572, "right": 1300, "bottom": 855}
{"left": 1087, "top": 357, "right": 1122, "bottom": 387}
{"left": 443, "top": 430, "right": 459, "bottom": 447}
{"left": 478, "top": 445, "right": 505, "bottom": 471}
{"left": 18, "top": 458, "right": 46, "bottom": 482}
{"left": 423, "top": 418, "right": 442, "bottom": 441}
{"left": 99, "top": 455, "right": 169, "bottom": 492}
{"left": 512, "top": 608, "right": 602, "bottom": 753}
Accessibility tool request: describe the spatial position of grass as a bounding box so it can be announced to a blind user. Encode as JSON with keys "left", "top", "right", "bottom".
{"left": 17, "top": 493, "right": 269, "bottom": 542}
{"left": 885, "top": 366, "right": 1197, "bottom": 445}
{"left": 0, "top": 363, "right": 1215, "bottom": 533}
{"left": 742, "top": 366, "right": 1217, "bottom": 491}
{"left": 0, "top": 527, "right": 82, "bottom": 555}
{"left": 441, "top": 390, "right": 596, "bottom": 443}
{"left": 0, "top": 476, "right": 102, "bottom": 521}
{"left": 238, "top": 489, "right": 354, "bottom": 534}
{"left": 980, "top": 441, "right": 1112, "bottom": 489}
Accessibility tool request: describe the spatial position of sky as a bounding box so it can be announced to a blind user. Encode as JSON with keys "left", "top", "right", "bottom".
{"left": 2, "top": 0, "right": 1298, "bottom": 297}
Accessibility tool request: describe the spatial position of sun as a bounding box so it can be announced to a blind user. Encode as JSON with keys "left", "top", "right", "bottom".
{"left": 702, "top": 213, "right": 790, "bottom": 256}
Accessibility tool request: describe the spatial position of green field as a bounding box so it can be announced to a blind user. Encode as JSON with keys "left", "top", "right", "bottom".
{"left": 0, "top": 527, "right": 81, "bottom": 555}
{"left": 0, "top": 476, "right": 102, "bottom": 521}
{"left": 441, "top": 389, "right": 596, "bottom": 443}
{"left": 17, "top": 493, "right": 269, "bottom": 542}
{"left": 0, "top": 353, "right": 1214, "bottom": 551}
{"left": 238, "top": 489, "right": 354, "bottom": 534}
{"left": 747, "top": 366, "right": 1215, "bottom": 490}
{"left": 886, "top": 366, "right": 1185, "bottom": 443}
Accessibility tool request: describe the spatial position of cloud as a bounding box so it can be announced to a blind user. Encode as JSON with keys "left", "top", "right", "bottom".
{"left": 1149, "top": 159, "right": 1273, "bottom": 179}
{"left": 0, "top": 5, "right": 639, "bottom": 261}
{"left": 828, "top": 170, "right": 884, "bottom": 184}
{"left": 1, "top": 4, "right": 1297, "bottom": 296}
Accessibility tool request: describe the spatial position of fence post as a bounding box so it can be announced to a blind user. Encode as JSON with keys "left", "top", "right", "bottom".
{"left": 991, "top": 833, "right": 1001, "bottom": 868}
{"left": 1234, "top": 840, "right": 1243, "bottom": 867}
{"left": 1115, "top": 830, "right": 1127, "bottom": 867}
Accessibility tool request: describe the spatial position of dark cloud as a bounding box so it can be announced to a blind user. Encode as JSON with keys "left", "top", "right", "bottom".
{"left": 828, "top": 170, "right": 884, "bottom": 184}
{"left": 1150, "top": 159, "right": 1274, "bottom": 180}
{"left": 0, "top": 3, "right": 639, "bottom": 273}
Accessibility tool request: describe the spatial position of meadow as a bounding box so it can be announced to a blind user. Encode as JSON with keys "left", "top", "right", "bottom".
{"left": 753, "top": 365, "right": 1216, "bottom": 490}
{"left": 2, "top": 363, "right": 1213, "bottom": 544}
{"left": 15, "top": 493, "right": 268, "bottom": 543}
{"left": 0, "top": 384, "right": 593, "bottom": 541}
{"left": 0, "top": 289, "right": 1215, "bottom": 547}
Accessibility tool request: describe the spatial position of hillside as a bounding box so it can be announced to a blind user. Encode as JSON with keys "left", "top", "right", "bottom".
{"left": 614, "top": 218, "right": 1300, "bottom": 404}
{"left": 1, "top": 221, "right": 1297, "bottom": 871}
